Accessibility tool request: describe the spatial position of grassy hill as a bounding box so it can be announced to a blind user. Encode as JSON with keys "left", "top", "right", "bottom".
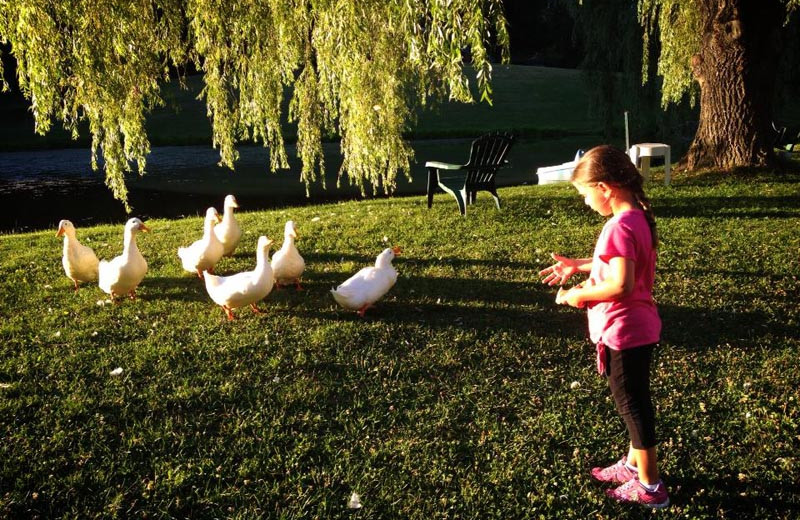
{"left": 1, "top": 168, "right": 798, "bottom": 518}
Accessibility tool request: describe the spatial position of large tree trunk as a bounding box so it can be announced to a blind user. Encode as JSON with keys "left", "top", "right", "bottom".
{"left": 686, "top": 0, "right": 784, "bottom": 170}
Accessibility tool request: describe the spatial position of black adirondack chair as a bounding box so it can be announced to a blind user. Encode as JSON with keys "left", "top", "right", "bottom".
{"left": 772, "top": 121, "right": 800, "bottom": 151}
{"left": 425, "top": 132, "right": 515, "bottom": 216}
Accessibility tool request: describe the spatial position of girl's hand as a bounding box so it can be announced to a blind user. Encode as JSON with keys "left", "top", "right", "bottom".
{"left": 556, "top": 286, "right": 585, "bottom": 308}
{"left": 539, "top": 253, "right": 579, "bottom": 286}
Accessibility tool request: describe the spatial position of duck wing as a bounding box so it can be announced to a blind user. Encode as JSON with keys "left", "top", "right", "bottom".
{"left": 273, "top": 245, "right": 305, "bottom": 280}
{"left": 179, "top": 237, "right": 223, "bottom": 272}
{"left": 204, "top": 270, "right": 260, "bottom": 308}
{"left": 214, "top": 218, "right": 242, "bottom": 255}
{"left": 98, "top": 257, "right": 123, "bottom": 293}
{"left": 330, "top": 267, "right": 378, "bottom": 309}
{"left": 66, "top": 241, "right": 100, "bottom": 281}
{"left": 361, "top": 267, "right": 397, "bottom": 304}
{"left": 178, "top": 240, "right": 201, "bottom": 269}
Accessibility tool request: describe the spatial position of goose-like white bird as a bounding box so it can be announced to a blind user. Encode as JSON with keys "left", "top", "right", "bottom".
{"left": 272, "top": 220, "right": 305, "bottom": 290}
{"left": 331, "top": 246, "right": 401, "bottom": 316}
{"left": 178, "top": 207, "right": 224, "bottom": 278}
{"left": 98, "top": 218, "right": 149, "bottom": 301}
{"left": 214, "top": 194, "right": 242, "bottom": 257}
{"left": 203, "top": 235, "right": 275, "bottom": 320}
{"left": 56, "top": 219, "right": 100, "bottom": 291}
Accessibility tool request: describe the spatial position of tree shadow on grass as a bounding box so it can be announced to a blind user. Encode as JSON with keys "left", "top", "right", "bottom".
{"left": 223, "top": 250, "right": 255, "bottom": 262}
{"left": 305, "top": 271, "right": 553, "bottom": 304}
{"left": 282, "top": 265, "right": 799, "bottom": 355}
{"left": 658, "top": 266, "right": 795, "bottom": 280}
{"left": 668, "top": 167, "right": 800, "bottom": 187}
{"left": 291, "top": 253, "right": 550, "bottom": 308}
{"left": 306, "top": 251, "right": 544, "bottom": 272}
{"left": 284, "top": 272, "right": 582, "bottom": 341}
{"left": 658, "top": 302, "right": 799, "bottom": 351}
{"left": 667, "top": 474, "right": 799, "bottom": 518}
{"left": 142, "top": 275, "right": 208, "bottom": 303}
{"left": 361, "top": 299, "right": 578, "bottom": 336}
{"left": 141, "top": 250, "right": 550, "bottom": 309}
{"left": 134, "top": 255, "right": 800, "bottom": 352}
{"left": 657, "top": 194, "right": 800, "bottom": 219}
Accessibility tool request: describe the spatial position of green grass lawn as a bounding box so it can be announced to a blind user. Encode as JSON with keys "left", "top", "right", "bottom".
{"left": 1, "top": 167, "right": 799, "bottom": 518}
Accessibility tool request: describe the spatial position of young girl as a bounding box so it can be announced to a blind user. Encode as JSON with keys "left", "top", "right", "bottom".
{"left": 539, "top": 145, "right": 669, "bottom": 509}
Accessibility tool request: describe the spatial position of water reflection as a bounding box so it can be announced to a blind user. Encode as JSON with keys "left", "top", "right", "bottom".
{"left": 0, "top": 136, "right": 599, "bottom": 232}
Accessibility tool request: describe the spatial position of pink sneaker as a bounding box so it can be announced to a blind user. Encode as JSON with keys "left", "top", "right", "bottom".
{"left": 590, "top": 456, "right": 638, "bottom": 485}
{"left": 606, "top": 478, "right": 670, "bottom": 509}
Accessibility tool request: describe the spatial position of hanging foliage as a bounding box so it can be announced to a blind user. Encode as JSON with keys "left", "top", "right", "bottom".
{"left": 638, "top": 0, "right": 702, "bottom": 108}
{"left": 0, "top": 0, "right": 509, "bottom": 210}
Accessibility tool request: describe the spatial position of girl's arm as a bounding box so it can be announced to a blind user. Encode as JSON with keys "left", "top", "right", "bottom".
{"left": 557, "top": 256, "right": 634, "bottom": 307}
{"left": 539, "top": 253, "right": 593, "bottom": 286}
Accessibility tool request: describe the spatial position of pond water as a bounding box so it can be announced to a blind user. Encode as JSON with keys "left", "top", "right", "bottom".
{"left": 0, "top": 135, "right": 600, "bottom": 233}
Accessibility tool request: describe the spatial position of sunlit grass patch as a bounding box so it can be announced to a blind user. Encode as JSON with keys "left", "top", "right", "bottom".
{"left": 0, "top": 169, "right": 799, "bottom": 518}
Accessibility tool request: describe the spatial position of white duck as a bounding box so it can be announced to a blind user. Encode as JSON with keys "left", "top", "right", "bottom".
{"left": 272, "top": 220, "right": 305, "bottom": 290}
{"left": 56, "top": 219, "right": 100, "bottom": 291}
{"left": 98, "top": 218, "right": 149, "bottom": 301}
{"left": 178, "top": 207, "right": 224, "bottom": 278}
{"left": 214, "top": 194, "right": 242, "bottom": 257}
{"left": 331, "top": 246, "right": 401, "bottom": 316}
{"left": 203, "top": 235, "right": 275, "bottom": 320}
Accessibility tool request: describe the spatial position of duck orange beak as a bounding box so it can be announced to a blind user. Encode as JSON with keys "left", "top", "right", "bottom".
{"left": 391, "top": 246, "right": 403, "bottom": 256}
{"left": 56, "top": 226, "right": 65, "bottom": 238}
{"left": 140, "top": 224, "right": 151, "bottom": 233}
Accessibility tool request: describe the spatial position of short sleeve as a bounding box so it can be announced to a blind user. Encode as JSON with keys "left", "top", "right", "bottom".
{"left": 596, "top": 221, "right": 637, "bottom": 263}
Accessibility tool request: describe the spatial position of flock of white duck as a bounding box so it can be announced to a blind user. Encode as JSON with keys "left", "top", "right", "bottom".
{"left": 56, "top": 195, "right": 401, "bottom": 320}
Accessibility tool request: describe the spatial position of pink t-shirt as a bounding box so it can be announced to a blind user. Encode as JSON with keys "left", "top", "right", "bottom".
{"left": 586, "top": 209, "right": 661, "bottom": 350}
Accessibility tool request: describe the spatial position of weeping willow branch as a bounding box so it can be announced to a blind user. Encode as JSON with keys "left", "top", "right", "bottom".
{"left": 0, "top": 0, "right": 509, "bottom": 209}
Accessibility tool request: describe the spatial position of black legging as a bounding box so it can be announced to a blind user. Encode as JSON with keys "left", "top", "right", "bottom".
{"left": 607, "top": 344, "right": 657, "bottom": 449}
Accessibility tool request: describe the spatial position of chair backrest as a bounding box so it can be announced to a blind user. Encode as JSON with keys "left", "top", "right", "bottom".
{"left": 772, "top": 121, "right": 787, "bottom": 147}
{"left": 463, "top": 132, "right": 515, "bottom": 186}
{"left": 773, "top": 121, "right": 800, "bottom": 148}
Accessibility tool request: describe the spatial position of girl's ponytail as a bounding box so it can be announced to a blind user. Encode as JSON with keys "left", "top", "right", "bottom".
{"left": 633, "top": 188, "right": 658, "bottom": 248}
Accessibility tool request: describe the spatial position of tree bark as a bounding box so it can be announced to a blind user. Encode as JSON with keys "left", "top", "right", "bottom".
{"left": 686, "top": 0, "right": 784, "bottom": 170}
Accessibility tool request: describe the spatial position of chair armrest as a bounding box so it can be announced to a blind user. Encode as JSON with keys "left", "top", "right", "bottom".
{"left": 425, "top": 161, "right": 464, "bottom": 170}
